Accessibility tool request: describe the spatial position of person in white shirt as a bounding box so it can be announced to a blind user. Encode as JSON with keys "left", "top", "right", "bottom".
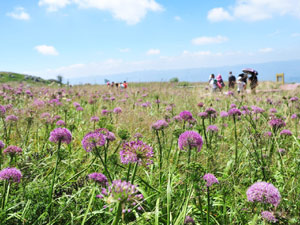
{"left": 237, "top": 77, "right": 246, "bottom": 94}
{"left": 208, "top": 74, "right": 217, "bottom": 93}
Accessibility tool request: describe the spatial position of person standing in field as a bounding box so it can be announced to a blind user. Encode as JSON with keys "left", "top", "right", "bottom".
{"left": 228, "top": 71, "right": 236, "bottom": 89}
{"left": 123, "top": 81, "right": 128, "bottom": 89}
{"left": 237, "top": 76, "right": 246, "bottom": 94}
{"left": 208, "top": 74, "right": 218, "bottom": 93}
{"left": 216, "top": 74, "right": 225, "bottom": 92}
{"left": 249, "top": 74, "right": 258, "bottom": 94}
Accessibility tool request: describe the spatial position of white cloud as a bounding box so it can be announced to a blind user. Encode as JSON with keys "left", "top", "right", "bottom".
{"left": 174, "top": 16, "right": 182, "bottom": 21}
{"left": 207, "top": 8, "right": 233, "bottom": 22}
{"left": 7, "top": 7, "right": 30, "bottom": 20}
{"left": 34, "top": 45, "right": 59, "bottom": 55}
{"left": 119, "top": 48, "right": 130, "bottom": 53}
{"left": 259, "top": 48, "right": 273, "bottom": 53}
{"left": 208, "top": 0, "right": 300, "bottom": 22}
{"left": 39, "top": 0, "right": 71, "bottom": 12}
{"left": 147, "top": 49, "right": 160, "bottom": 55}
{"left": 291, "top": 33, "right": 300, "bottom": 37}
{"left": 192, "top": 35, "right": 228, "bottom": 45}
{"left": 39, "top": 0, "right": 163, "bottom": 24}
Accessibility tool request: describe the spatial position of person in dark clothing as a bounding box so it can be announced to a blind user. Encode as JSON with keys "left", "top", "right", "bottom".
{"left": 249, "top": 74, "right": 258, "bottom": 94}
{"left": 228, "top": 71, "right": 236, "bottom": 89}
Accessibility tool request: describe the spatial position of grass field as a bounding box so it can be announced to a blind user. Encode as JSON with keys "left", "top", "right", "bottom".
{"left": 0, "top": 81, "right": 299, "bottom": 224}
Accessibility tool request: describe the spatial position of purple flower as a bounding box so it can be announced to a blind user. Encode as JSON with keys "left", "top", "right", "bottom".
{"left": 203, "top": 173, "right": 219, "bottom": 187}
{"left": 0, "top": 167, "right": 22, "bottom": 183}
{"left": 227, "top": 91, "right": 234, "bottom": 96}
{"left": 41, "top": 112, "right": 51, "bottom": 119}
{"left": 206, "top": 125, "right": 219, "bottom": 133}
{"left": 151, "top": 120, "right": 169, "bottom": 130}
{"left": 120, "top": 141, "right": 153, "bottom": 165}
{"left": 278, "top": 148, "right": 286, "bottom": 154}
{"left": 173, "top": 115, "right": 183, "bottom": 122}
{"left": 279, "top": 129, "right": 292, "bottom": 136}
{"left": 101, "top": 109, "right": 109, "bottom": 116}
{"left": 264, "top": 131, "right": 272, "bottom": 137}
{"left": 178, "top": 131, "right": 203, "bottom": 152}
{"left": 3, "top": 146, "right": 22, "bottom": 156}
{"left": 230, "top": 104, "right": 236, "bottom": 108}
{"left": 73, "top": 102, "right": 81, "bottom": 107}
{"left": 82, "top": 131, "right": 106, "bottom": 152}
{"left": 88, "top": 173, "right": 108, "bottom": 187}
{"left": 179, "top": 111, "right": 193, "bottom": 121}
{"left": 246, "top": 181, "right": 281, "bottom": 207}
{"left": 56, "top": 120, "right": 65, "bottom": 126}
{"left": 291, "top": 114, "right": 297, "bottom": 119}
{"left": 133, "top": 133, "right": 143, "bottom": 140}
{"left": 290, "top": 96, "right": 299, "bottom": 102}
{"left": 97, "top": 180, "right": 144, "bottom": 210}
{"left": 197, "top": 102, "right": 204, "bottom": 108}
{"left": 113, "top": 107, "right": 122, "bottom": 114}
{"left": 0, "top": 140, "right": 5, "bottom": 150}
{"left": 5, "top": 115, "right": 18, "bottom": 122}
{"left": 205, "top": 107, "right": 217, "bottom": 115}
{"left": 198, "top": 112, "right": 208, "bottom": 118}
{"left": 228, "top": 108, "right": 241, "bottom": 116}
{"left": 220, "top": 111, "right": 229, "bottom": 118}
{"left": 76, "top": 106, "right": 83, "bottom": 111}
{"left": 261, "top": 211, "right": 277, "bottom": 223}
{"left": 90, "top": 116, "right": 99, "bottom": 122}
{"left": 269, "top": 108, "right": 277, "bottom": 114}
{"left": 49, "top": 128, "right": 72, "bottom": 144}
{"left": 0, "top": 105, "right": 6, "bottom": 116}
{"left": 184, "top": 216, "right": 195, "bottom": 224}
{"left": 269, "top": 118, "right": 286, "bottom": 130}
{"left": 251, "top": 106, "right": 265, "bottom": 114}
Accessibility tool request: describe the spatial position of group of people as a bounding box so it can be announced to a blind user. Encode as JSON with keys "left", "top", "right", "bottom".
{"left": 107, "top": 81, "right": 128, "bottom": 89}
{"left": 209, "top": 71, "right": 258, "bottom": 94}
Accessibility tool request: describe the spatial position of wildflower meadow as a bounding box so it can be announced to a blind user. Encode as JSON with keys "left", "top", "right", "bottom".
{"left": 0, "top": 81, "right": 299, "bottom": 224}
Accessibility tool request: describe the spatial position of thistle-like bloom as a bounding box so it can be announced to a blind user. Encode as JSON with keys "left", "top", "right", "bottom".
{"left": 269, "top": 118, "right": 286, "bottom": 130}
{"left": 261, "top": 211, "right": 277, "bottom": 223}
{"left": 76, "top": 106, "right": 83, "bottom": 111}
{"left": 206, "top": 125, "right": 219, "bottom": 133}
{"left": 220, "top": 111, "right": 228, "bottom": 118}
{"left": 173, "top": 115, "right": 183, "bottom": 122}
{"left": 133, "top": 133, "right": 143, "bottom": 140}
{"left": 73, "top": 102, "right": 81, "bottom": 107}
{"left": 197, "top": 102, "right": 204, "bottom": 107}
{"left": 246, "top": 181, "right": 281, "bottom": 207}
{"left": 203, "top": 173, "right": 219, "bottom": 187}
{"left": 205, "top": 107, "right": 216, "bottom": 115}
{"left": 5, "top": 115, "right": 18, "bottom": 122}
{"left": 49, "top": 128, "right": 72, "bottom": 144}
{"left": 113, "top": 107, "right": 122, "bottom": 114}
{"left": 0, "top": 105, "right": 6, "bottom": 116}
{"left": 291, "top": 114, "right": 297, "bottom": 119}
{"left": 179, "top": 110, "right": 193, "bottom": 121}
{"left": 228, "top": 108, "right": 241, "bottom": 116}
{"left": 82, "top": 131, "right": 106, "bottom": 152}
{"left": 88, "top": 173, "right": 108, "bottom": 187}
{"left": 279, "top": 129, "right": 292, "bottom": 136}
{"left": 252, "top": 106, "right": 265, "bottom": 114}
{"left": 230, "top": 104, "right": 236, "bottom": 108}
{"left": 264, "top": 131, "right": 272, "bottom": 137}
{"left": 3, "top": 146, "right": 22, "bottom": 156}
{"left": 178, "top": 131, "right": 203, "bottom": 152}
{"left": 269, "top": 108, "right": 277, "bottom": 114}
{"left": 184, "top": 216, "right": 195, "bottom": 224}
{"left": 97, "top": 180, "right": 143, "bottom": 211}
{"left": 0, "top": 167, "right": 22, "bottom": 183}
{"left": 120, "top": 141, "right": 153, "bottom": 165}
{"left": 101, "top": 109, "right": 109, "bottom": 115}
{"left": 56, "top": 120, "right": 65, "bottom": 126}
{"left": 90, "top": 116, "right": 99, "bottom": 122}
{"left": 151, "top": 120, "right": 168, "bottom": 130}
{"left": 290, "top": 96, "right": 299, "bottom": 102}
{"left": 198, "top": 112, "right": 208, "bottom": 118}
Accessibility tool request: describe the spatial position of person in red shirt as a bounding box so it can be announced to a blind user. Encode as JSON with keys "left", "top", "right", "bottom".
{"left": 123, "top": 81, "right": 128, "bottom": 89}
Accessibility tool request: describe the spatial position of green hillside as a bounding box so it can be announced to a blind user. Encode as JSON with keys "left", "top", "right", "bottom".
{"left": 0, "top": 72, "right": 59, "bottom": 84}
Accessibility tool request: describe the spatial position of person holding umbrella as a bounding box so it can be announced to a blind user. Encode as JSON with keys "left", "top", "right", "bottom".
{"left": 243, "top": 68, "right": 258, "bottom": 94}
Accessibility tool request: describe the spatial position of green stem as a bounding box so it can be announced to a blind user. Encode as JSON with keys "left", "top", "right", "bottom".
{"left": 95, "top": 148, "right": 112, "bottom": 182}
{"left": 112, "top": 202, "right": 122, "bottom": 225}
{"left": 81, "top": 185, "right": 96, "bottom": 225}
{"left": 156, "top": 131, "right": 163, "bottom": 184}
{"left": 131, "top": 162, "right": 138, "bottom": 184}
{"left": 207, "top": 186, "right": 210, "bottom": 225}
{"left": 233, "top": 116, "right": 238, "bottom": 166}
{"left": 126, "top": 163, "right": 132, "bottom": 182}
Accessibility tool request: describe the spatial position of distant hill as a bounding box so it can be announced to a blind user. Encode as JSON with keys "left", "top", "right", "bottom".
{"left": 70, "top": 59, "right": 300, "bottom": 84}
{"left": 0, "top": 72, "right": 59, "bottom": 85}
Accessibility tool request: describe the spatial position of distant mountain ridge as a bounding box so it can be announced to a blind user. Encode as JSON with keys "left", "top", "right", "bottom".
{"left": 0, "top": 72, "right": 59, "bottom": 84}
{"left": 70, "top": 59, "right": 300, "bottom": 84}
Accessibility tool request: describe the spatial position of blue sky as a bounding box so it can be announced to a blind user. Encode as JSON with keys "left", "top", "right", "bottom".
{"left": 1, "top": 0, "right": 300, "bottom": 80}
